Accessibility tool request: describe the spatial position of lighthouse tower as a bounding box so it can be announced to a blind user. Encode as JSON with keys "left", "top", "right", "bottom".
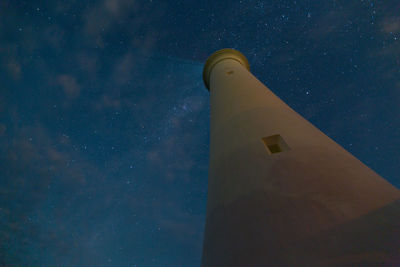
{"left": 201, "top": 48, "right": 400, "bottom": 266}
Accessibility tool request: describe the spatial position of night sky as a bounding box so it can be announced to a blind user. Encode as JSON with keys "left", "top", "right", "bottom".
{"left": 1, "top": 0, "right": 400, "bottom": 266}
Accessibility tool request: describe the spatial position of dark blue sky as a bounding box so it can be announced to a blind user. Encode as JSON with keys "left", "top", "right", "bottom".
{"left": 1, "top": 0, "right": 399, "bottom": 266}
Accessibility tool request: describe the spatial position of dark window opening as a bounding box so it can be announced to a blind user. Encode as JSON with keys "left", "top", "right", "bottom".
{"left": 262, "top": 134, "right": 290, "bottom": 154}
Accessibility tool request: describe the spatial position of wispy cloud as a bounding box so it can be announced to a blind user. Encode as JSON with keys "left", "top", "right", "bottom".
{"left": 381, "top": 17, "right": 400, "bottom": 34}
{"left": 56, "top": 74, "right": 81, "bottom": 99}
{"left": 5, "top": 59, "right": 21, "bottom": 80}
{"left": 82, "top": 0, "right": 137, "bottom": 39}
{"left": 112, "top": 52, "right": 134, "bottom": 85}
{"left": 308, "top": 9, "right": 350, "bottom": 39}
{"left": 93, "top": 93, "right": 121, "bottom": 110}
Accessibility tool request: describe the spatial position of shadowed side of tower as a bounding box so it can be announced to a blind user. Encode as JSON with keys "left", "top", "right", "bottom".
{"left": 201, "top": 49, "right": 400, "bottom": 266}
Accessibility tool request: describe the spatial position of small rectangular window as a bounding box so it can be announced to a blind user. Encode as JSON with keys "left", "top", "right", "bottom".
{"left": 262, "top": 134, "right": 290, "bottom": 154}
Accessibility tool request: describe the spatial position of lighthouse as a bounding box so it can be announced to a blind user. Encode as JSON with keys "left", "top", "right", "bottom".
{"left": 201, "top": 48, "right": 400, "bottom": 266}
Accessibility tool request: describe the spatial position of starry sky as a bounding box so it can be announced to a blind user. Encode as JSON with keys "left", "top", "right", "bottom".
{"left": 1, "top": 0, "right": 399, "bottom": 266}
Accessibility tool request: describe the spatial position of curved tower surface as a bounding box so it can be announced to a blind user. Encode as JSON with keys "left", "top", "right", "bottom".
{"left": 201, "top": 48, "right": 400, "bottom": 266}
